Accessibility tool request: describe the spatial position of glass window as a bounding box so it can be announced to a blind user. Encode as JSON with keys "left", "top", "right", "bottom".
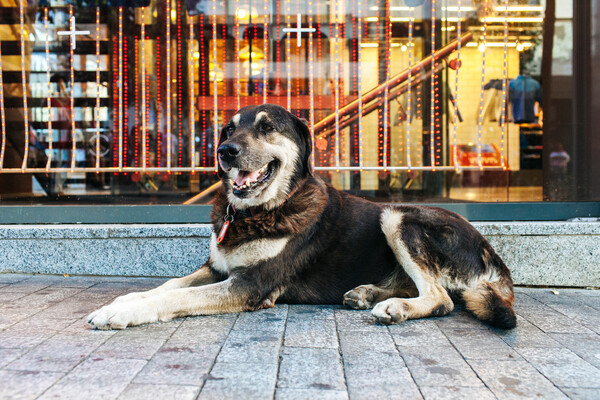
{"left": 0, "top": 0, "right": 598, "bottom": 206}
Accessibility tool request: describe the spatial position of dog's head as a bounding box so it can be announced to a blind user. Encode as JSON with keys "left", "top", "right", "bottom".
{"left": 217, "top": 104, "right": 312, "bottom": 210}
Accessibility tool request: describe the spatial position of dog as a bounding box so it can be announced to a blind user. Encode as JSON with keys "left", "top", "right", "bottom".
{"left": 87, "top": 104, "right": 517, "bottom": 330}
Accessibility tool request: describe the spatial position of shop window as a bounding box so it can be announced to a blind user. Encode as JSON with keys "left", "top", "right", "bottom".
{"left": 0, "top": 0, "right": 598, "bottom": 208}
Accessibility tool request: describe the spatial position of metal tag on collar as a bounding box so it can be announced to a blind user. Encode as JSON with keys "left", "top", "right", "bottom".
{"left": 217, "top": 204, "right": 234, "bottom": 244}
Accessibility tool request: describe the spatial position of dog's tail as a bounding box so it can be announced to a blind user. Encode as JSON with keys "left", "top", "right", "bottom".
{"left": 462, "top": 247, "right": 517, "bottom": 329}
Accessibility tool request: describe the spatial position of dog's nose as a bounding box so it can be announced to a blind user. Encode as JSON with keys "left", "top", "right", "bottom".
{"left": 217, "top": 143, "right": 241, "bottom": 164}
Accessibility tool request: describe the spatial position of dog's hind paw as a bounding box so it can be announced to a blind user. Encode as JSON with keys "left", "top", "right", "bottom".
{"left": 343, "top": 285, "right": 378, "bottom": 310}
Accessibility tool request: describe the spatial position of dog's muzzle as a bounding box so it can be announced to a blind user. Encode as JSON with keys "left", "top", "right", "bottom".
{"left": 217, "top": 143, "right": 241, "bottom": 170}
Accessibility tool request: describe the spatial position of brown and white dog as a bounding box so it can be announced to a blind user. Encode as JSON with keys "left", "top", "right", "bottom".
{"left": 88, "top": 104, "right": 517, "bottom": 330}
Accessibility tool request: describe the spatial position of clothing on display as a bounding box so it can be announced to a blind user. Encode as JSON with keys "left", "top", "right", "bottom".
{"left": 509, "top": 75, "right": 542, "bottom": 123}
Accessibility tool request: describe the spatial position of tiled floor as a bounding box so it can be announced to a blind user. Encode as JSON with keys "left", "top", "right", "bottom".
{"left": 0, "top": 274, "right": 599, "bottom": 400}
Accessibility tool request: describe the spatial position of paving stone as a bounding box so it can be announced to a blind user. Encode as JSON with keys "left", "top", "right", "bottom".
{"left": 548, "top": 333, "right": 600, "bottom": 368}
{"left": 91, "top": 330, "right": 174, "bottom": 360}
{"left": 390, "top": 319, "right": 452, "bottom": 348}
{"left": 277, "top": 347, "right": 346, "bottom": 390}
{"left": 469, "top": 360, "right": 569, "bottom": 399}
{"left": 117, "top": 383, "right": 200, "bottom": 400}
{"left": 0, "top": 369, "right": 65, "bottom": 400}
{"left": 0, "top": 279, "right": 52, "bottom": 294}
{"left": 339, "top": 331, "right": 421, "bottom": 399}
{"left": 495, "top": 315, "right": 562, "bottom": 348}
{"left": 432, "top": 308, "right": 490, "bottom": 330}
{"left": 284, "top": 306, "right": 338, "bottom": 348}
{"left": 132, "top": 349, "right": 218, "bottom": 386}
{"left": 0, "top": 291, "right": 28, "bottom": 304}
{"left": 1, "top": 275, "right": 599, "bottom": 399}
{"left": 516, "top": 347, "right": 600, "bottom": 388}
{"left": 275, "top": 388, "right": 349, "bottom": 400}
{"left": 516, "top": 303, "right": 594, "bottom": 334}
{"left": 544, "top": 303, "right": 600, "bottom": 334}
{"left": 216, "top": 329, "right": 283, "bottom": 364}
{"left": 399, "top": 346, "right": 484, "bottom": 388}
{"left": 419, "top": 386, "right": 496, "bottom": 400}
{"left": 0, "top": 347, "right": 28, "bottom": 368}
{"left": 0, "top": 273, "right": 31, "bottom": 284}
{"left": 168, "top": 315, "right": 236, "bottom": 346}
{"left": 38, "top": 357, "right": 147, "bottom": 400}
{"left": 6, "top": 332, "right": 110, "bottom": 372}
{"left": 335, "top": 308, "right": 389, "bottom": 332}
{"left": 442, "top": 327, "right": 523, "bottom": 361}
{"left": 199, "top": 362, "right": 278, "bottom": 400}
{"left": 560, "top": 388, "right": 600, "bottom": 399}
{"left": 233, "top": 305, "right": 288, "bottom": 332}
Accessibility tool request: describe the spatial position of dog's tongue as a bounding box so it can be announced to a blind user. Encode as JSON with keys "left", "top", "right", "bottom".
{"left": 234, "top": 169, "right": 262, "bottom": 186}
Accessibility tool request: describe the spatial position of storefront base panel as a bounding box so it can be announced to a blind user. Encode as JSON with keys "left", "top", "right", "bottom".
{"left": 0, "top": 222, "right": 598, "bottom": 287}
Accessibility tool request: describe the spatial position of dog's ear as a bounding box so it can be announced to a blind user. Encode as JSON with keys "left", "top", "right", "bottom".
{"left": 292, "top": 115, "right": 313, "bottom": 176}
{"left": 216, "top": 125, "right": 229, "bottom": 178}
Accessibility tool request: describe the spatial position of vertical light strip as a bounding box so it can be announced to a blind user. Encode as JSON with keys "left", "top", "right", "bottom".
{"left": 68, "top": 5, "right": 76, "bottom": 172}
{"left": 134, "top": 35, "right": 139, "bottom": 167}
{"left": 0, "top": 22, "right": 6, "bottom": 169}
{"left": 189, "top": 18, "right": 195, "bottom": 170}
{"left": 141, "top": 8, "right": 147, "bottom": 171}
{"left": 95, "top": 6, "right": 101, "bottom": 171}
{"left": 500, "top": 0, "right": 508, "bottom": 170}
{"left": 118, "top": 7, "right": 124, "bottom": 170}
{"left": 382, "top": 0, "right": 391, "bottom": 170}
{"left": 263, "top": 0, "right": 269, "bottom": 104}
{"left": 176, "top": 1, "right": 183, "bottom": 167}
{"left": 476, "top": 0, "right": 488, "bottom": 170}
{"left": 212, "top": 0, "right": 219, "bottom": 166}
{"left": 156, "top": 38, "right": 161, "bottom": 167}
{"left": 166, "top": 0, "right": 172, "bottom": 171}
{"left": 429, "top": 0, "right": 436, "bottom": 171}
{"left": 334, "top": 0, "right": 340, "bottom": 170}
{"left": 19, "top": 0, "right": 30, "bottom": 171}
{"left": 452, "top": 1, "right": 461, "bottom": 171}
{"left": 357, "top": 0, "right": 363, "bottom": 170}
{"left": 406, "top": 7, "right": 414, "bottom": 172}
{"left": 123, "top": 37, "right": 128, "bottom": 167}
{"left": 286, "top": 0, "right": 291, "bottom": 110}
{"left": 308, "top": 0, "right": 315, "bottom": 170}
{"left": 235, "top": 0, "right": 241, "bottom": 109}
{"left": 45, "top": 7, "right": 53, "bottom": 171}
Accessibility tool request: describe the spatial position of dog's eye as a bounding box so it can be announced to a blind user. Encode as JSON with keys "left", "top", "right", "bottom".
{"left": 226, "top": 126, "right": 235, "bottom": 137}
{"left": 259, "top": 122, "right": 273, "bottom": 133}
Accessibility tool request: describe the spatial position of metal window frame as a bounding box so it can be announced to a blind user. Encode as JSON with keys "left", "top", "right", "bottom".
{"left": 0, "top": 202, "right": 598, "bottom": 224}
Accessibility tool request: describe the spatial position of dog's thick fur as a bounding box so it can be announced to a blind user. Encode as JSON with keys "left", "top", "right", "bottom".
{"left": 88, "top": 104, "right": 517, "bottom": 330}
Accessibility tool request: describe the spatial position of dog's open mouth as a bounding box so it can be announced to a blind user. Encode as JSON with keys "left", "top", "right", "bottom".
{"left": 232, "top": 160, "right": 278, "bottom": 195}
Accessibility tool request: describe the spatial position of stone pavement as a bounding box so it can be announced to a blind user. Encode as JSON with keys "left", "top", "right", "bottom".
{"left": 0, "top": 274, "right": 599, "bottom": 400}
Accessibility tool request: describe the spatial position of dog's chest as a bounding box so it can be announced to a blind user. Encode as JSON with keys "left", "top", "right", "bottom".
{"left": 209, "top": 233, "right": 289, "bottom": 274}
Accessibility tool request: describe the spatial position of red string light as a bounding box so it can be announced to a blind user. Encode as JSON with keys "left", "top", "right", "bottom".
{"left": 134, "top": 34, "right": 139, "bottom": 168}
{"left": 177, "top": 0, "right": 183, "bottom": 168}
{"left": 123, "top": 36, "right": 128, "bottom": 169}
{"left": 156, "top": 38, "right": 161, "bottom": 167}
{"left": 200, "top": 14, "right": 207, "bottom": 169}
{"left": 112, "top": 37, "right": 118, "bottom": 171}
{"left": 275, "top": 0, "right": 281, "bottom": 100}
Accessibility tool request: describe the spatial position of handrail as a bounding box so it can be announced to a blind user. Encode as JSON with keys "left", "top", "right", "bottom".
{"left": 313, "top": 32, "right": 473, "bottom": 136}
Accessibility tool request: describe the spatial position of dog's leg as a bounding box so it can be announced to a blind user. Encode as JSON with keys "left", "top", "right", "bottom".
{"left": 87, "top": 265, "right": 218, "bottom": 324}
{"left": 88, "top": 278, "right": 251, "bottom": 330}
{"left": 343, "top": 282, "right": 416, "bottom": 310}
{"left": 372, "top": 209, "right": 454, "bottom": 324}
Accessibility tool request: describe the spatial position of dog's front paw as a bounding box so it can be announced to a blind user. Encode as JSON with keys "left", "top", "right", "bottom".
{"left": 87, "top": 299, "right": 159, "bottom": 330}
{"left": 372, "top": 299, "right": 409, "bottom": 325}
{"left": 111, "top": 291, "right": 148, "bottom": 305}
